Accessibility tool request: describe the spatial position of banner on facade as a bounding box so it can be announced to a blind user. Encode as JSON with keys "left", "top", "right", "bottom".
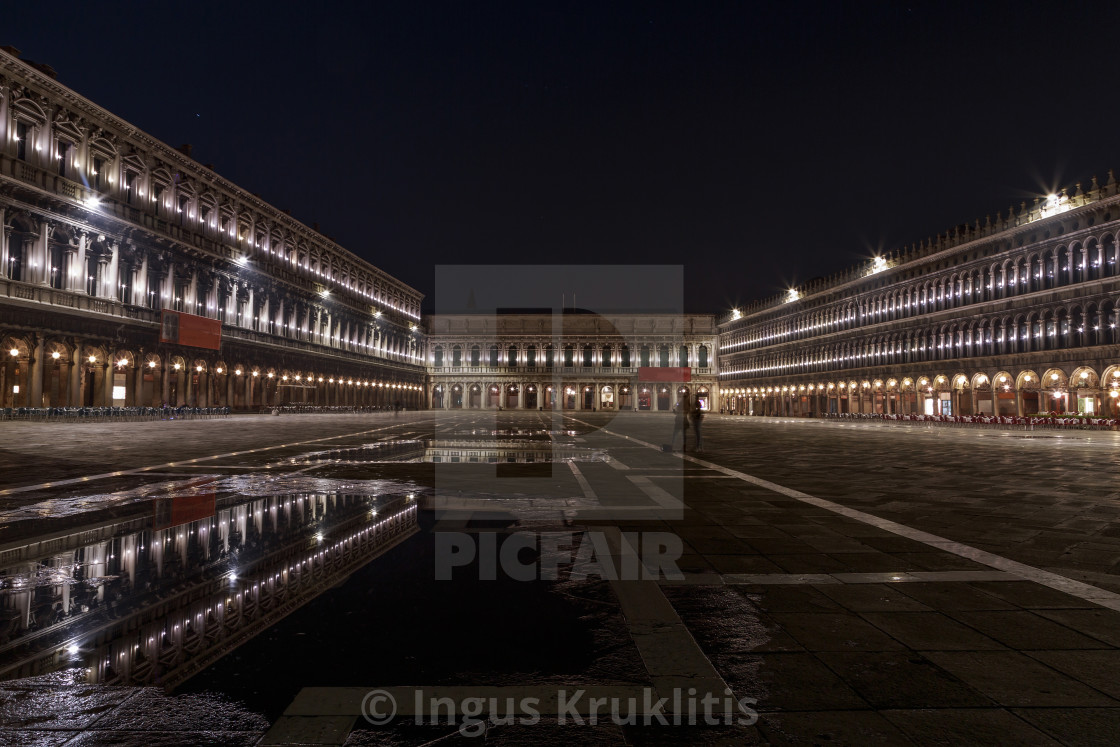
{"left": 160, "top": 309, "right": 222, "bottom": 350}
{"left": 153, "top": 490, "right": 217, "bottom": 530}
{"left": 638, "top": 367, "right": 691, "bottom": 382}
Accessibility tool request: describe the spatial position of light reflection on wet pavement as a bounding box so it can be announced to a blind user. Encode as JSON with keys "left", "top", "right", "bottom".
{"left": 4, "top": 410, "right": 1120, "bottom": 744}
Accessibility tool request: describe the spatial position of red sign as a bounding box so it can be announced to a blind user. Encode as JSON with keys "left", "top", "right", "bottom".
{"left": 160, "top": 309, "right": 222, "bottom": 350}
{"left": 154, "top": 492, "right": 217, "bottom": 530}
{"left": 638, "top": 367, "right": 691, "bottom": 382}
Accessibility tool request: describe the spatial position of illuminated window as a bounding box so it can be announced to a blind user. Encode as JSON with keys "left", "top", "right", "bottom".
{"left": 15, "top": 121, "right": 27, "bottom": 161}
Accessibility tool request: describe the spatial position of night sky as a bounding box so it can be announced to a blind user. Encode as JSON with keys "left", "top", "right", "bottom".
{"left": 7, "top": 1, "right": 1120, "bottom": 314}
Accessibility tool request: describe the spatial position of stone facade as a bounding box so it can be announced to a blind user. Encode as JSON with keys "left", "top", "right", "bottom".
{"left": 719, "top": 185, "right": 1120, "bottom": 418}
{"left": 425, "top": 311, "right": 718, "bottom": 411}
{"left": 0, "top": 48, "right": 426, "bottom": 410}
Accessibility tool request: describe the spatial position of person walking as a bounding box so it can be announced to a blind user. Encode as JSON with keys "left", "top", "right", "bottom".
{"left": 691, "top": 402, "right": 705, "bottom": 452}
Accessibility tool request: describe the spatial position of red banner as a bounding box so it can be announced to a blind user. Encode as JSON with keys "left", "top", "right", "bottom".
{"left": 160, "top": 310, "right": 222, "bottom": 350}
{"left": 638, "top": 367, "right": 691, "bottom": 382}
{"left": 154, "top": 491, "right": 217, "bottom": 530}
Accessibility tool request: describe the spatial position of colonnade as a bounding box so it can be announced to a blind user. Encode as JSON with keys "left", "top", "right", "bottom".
{"left": 0, "top": 334, "right": 424, "bottom": 410}
{"left": 721, "top": 364, "right": 1120, "bottom": 419}
{"left": 429, "top": 380, "right": 716, "bottom": 412}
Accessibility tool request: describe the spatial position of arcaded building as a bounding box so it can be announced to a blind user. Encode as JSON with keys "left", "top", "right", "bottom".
{"left": 425, "top": 311, "right": 719, "bottom": 412}
{"left": 718, "top": 183, "right": 1120, "bottom": 419}
{"left": 0, "top": 47, "right": 426, "bottom": 411}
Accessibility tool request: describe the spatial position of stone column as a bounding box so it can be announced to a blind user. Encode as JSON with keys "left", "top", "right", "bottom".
{"left": 102, "top": 362, "right": 113, "bottom": 405}
{"left": 70, "top": 342, "right": 83, "bottom": 406}
{"left": 160, "top": 357, "right": 171, "bottom": 406}
{"left": 35, "top": 220, "right": 49, "bottom": 286}
{"left": 29, "top": 337, "right": 44, "bottom": 407}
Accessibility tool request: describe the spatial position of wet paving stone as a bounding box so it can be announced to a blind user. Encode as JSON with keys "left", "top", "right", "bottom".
{"left": 4, "top": 412, "right": 1120, "bottom": 743}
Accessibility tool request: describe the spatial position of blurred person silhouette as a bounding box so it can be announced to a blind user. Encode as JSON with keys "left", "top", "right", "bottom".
{"left": 671, "top": 401, "right": 689, "bottom": 451}
{"left": 691, "top": 401, "right": 705, "bottom": 452}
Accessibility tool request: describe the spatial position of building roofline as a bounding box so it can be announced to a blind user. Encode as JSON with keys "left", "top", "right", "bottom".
{"left": 0, "top": 47, "right": 423, "bottom": 301}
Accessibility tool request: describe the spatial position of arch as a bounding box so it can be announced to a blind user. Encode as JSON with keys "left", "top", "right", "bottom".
{"left": 1016, "top": 370, "right": 1039, "bottom": 390}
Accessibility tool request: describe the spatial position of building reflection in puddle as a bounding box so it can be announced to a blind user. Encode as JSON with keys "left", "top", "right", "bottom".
{"left": 305, "top": 439, "right": 607, "bottom": 464}
{"left": 0, "top": 489, "right": 418, "bottom": 689}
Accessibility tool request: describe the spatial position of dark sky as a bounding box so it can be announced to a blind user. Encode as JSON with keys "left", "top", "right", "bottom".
{"left": 8, "top": 1, "right": 1120, "bottom": 314}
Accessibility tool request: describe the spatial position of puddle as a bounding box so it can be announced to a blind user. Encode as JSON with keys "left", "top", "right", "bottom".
{"left": 301, "top": 440, "right": 607, "bottom": 465}
{"left": 444, "top": 429, "right": 580, "bottom": 438}
{"left": 0, "top": 475, "right": 425, "bottom": 524}
{"left": 0, "top": 490, "right": 418, "bottom": 689}
{"left": 180, "top": 511, "right": 649, "bottom": 720}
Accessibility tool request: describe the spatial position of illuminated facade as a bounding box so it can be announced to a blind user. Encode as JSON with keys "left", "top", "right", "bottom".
{"left": 719, "top": 183, "right": 1120, "bottom": 419}
{"left": 425, "top": 312, "right": 718, "bottom": 412}
{"left": 0, "top": 48, "right": 425, "bottom": 410}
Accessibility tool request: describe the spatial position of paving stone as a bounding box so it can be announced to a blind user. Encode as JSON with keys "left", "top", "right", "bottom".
{"left": 859, "top": 612, "right": 1006, "bottom": 651}
{"left": 815, "top": 584, "right": 934, "bottom": 612}
{"left": 1009, "top": 707, "right": 1120, "bottom": 746}
{"left": 921, "top": 651, "right": 1120, "bottom": 707}
{"left": 1026, "top": 650, "right": 1120, "bottom": 700}
{"left": 733, "top": 653, "right": 869, "bottom": 711}
{"left": 1034, "top": 608, "right": 1120, "bottom": 647}
{"left": 815, "top": 652, "right": 993, "bottom": 709}
{"left": 757, "top": 710, "right": 915, "bottom": 745}
{"left": 7, "top": 412, "right": 1120, "bottom": 741}
{"left": 880, "top": 708, "right": 1060, "bottom": 746}
{"left": 768, "top": 613, "right": 907, "bottom": 652}
{"left": 894, "top": 582, "right": 1020, "bottom": 611}
{"left": 945, "top": 610, "right": 1114, "bottom": 650}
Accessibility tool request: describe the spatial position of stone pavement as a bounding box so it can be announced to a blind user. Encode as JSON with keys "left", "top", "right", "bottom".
{"left": 1, "top": 411, "right": 1119, "bottom": 744}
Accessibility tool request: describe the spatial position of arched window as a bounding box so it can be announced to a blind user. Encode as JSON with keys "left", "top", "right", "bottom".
{"left": 470, "top": 345, "right": 480, "bottom": 367}
{"left": 564, "top": 345, "right": 574, "bottom": 367}
{"left": 433, "top": 346, "right": 444, "bottom": 366}
{"left": 527, "top": 345, "right": 536, "bottom": 367}
{"left": 546, "top": 344, "right": 555, "bottom": 367}
{"left": 601, "top": 345, "right": 611, "bottom": 367}
{"left": 583, "top": 344, "right": 593, "bottom": 367}
{"left": 698, "top": 345, "right": 709, "bottom": 367}
{"left": 452, "top": 345, "right": 462, "bottom": 366}
{"left": 678, "top": 345, "right": 689, "bottom": 367}
{"left": 507, "top": 345, "right": 517, "bottom": 366}
{"left": 489, "top": 345, "right": 499, "bottom": 366}
{"left": 640, "top": 345, "right": 651, "bottom": 367}
{"left": 621, "top": 345, "right": 631, "bottom": 367}
{"left": 658, "top": 345, "right": 670, "bottom": 367}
